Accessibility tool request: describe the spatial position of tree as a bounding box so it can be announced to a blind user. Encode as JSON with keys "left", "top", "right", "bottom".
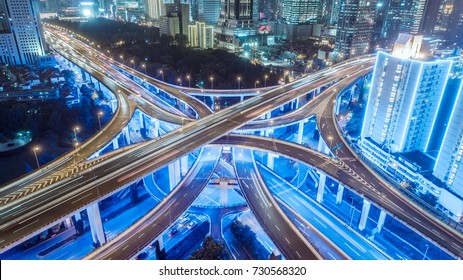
{"left": 189, "top": 236, "right": 228, "bottom": 260}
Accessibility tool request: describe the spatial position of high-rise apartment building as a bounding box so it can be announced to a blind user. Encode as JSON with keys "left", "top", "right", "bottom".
{"left": 0, "top": 0, "right": 46, "bottom": 65}
{"left": 188, "top": 21, "right": 214, "bottom": 48}
{"left": 159, "top": 14, "right": 180, "bottom": 35}
{"left": 433, "top": 80, "right": 463, "bottom": 196}
{"left": 163, "top": 0, "right": 190, "bottom": 35}
{"left": 146, "top": 0, "right": 166, "bottom": 19}
{"left": 332, "top": 0, "right": 377, "bottom": 62}
{"left": 282, "top": 0, "right": 322, "bottom": 24}
{"left": 361, "top": 34, "right": 452, "bottom": 154}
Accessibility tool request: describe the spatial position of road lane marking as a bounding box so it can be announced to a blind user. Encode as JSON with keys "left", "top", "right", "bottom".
{"left": 13, "top": 219, "right": 39, "bottom": 234}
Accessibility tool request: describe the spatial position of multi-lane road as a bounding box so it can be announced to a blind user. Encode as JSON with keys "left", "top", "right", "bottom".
{"left": 2, "top": 29, "right": 461, "bottom": 260}
{"left": 0, "top": 55, "right": 374, "bottom": 255}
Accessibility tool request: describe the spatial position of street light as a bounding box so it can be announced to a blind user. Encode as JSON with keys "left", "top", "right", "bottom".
{"left": 264, "top": 74, "right": 268, "bottom": 87}
{"left": 237, "top": 76, "right": 241, "bottom": 89}
{"left": 186, "top": 75, "right": 191, "bottom": 87}
{"left": 159, "top": 70, "right": 164, "bottom": 81}
{"left": 73, "top": 142, "right": 79, "bottom": 164}
{"left": 177, "top": 77, "right": 182, "bottom": 86}
{"left": 120, "top": 55, "right": 124, "bottom": 64}
{"left": 97, "top": 111, "right": 103, "bottom": 130}
{"left": 33, "top": 146, "right": 40, "bottom": 168}
{"left": 73, "top": 126, "right": 80, "bottom": 143}
{"left": 142, "top": 63, "right": 146, "bottom": 74}
{"left": 210, "top": 76, "right": 214, "bottom": 90}
{"left": 255, "top": 80, "right": 259, "bottom": 89}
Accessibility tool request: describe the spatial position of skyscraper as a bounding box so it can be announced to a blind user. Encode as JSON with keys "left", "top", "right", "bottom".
{"left": 420, "top": 0, "right": 441, "bottom": 36}
{"left": 361, "top": 34, "right": 452, "bottom": 154}
{"left": 433, "top": 80, "right": 463, "bottom": 196}
{"left": 215, "top": 0, "right": 258, "bottom": 50}
{"left": 381, "top": 0, "right": 426, "bottom": 46}
{"left": 0, "top": 0, "right": 46, "bottom": 65}
{"left": 333, "top": 0, "right": 377, "bottom": 61}
{"left": 146, "top": 0, "right": 166, "bottom": 19}
{"left": 282, "top": 0, "right": 322, "bottom": 24}
{"left": 190, "top": 0, "right": 220, "bottom": 25}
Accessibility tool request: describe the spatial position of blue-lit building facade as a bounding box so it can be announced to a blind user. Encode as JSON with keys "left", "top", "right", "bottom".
{"left": 434, "top": 80, "right": 463, "bottom": 196}
{"left": 0, "top": 0, "right": 46, "bottom": 65}
{"left": 360, "top": 34, "right": 463, "bottom": 222}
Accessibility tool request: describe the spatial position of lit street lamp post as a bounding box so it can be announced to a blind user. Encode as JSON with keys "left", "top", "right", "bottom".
{"left": 210, "top": 76, "right": 214, "bottom": 90}
{"left": 142, "top": 64, "right": 146, "bottom": 74}
{"left": 73, "top": 126, "right": 80, "bottom": 143}
{"left": 33, "top": 147, "right": 40, "bottom": 168}
{"left": 159, "top": 70, "right": 164, "bottom": 81}
{"left": 255, "top": 80, "right": 259, "bottom": 88}
{"left": 97, "top": 111, "right": 103, "bottom": 130}
{"left": 237, "top": 76, "right": 241, "bottom": 89}
{"left": 264, "top": 75, "right": 268, "bottom": 87}
{"left": 186, "top": 75, "right": 191, "bottom": 87}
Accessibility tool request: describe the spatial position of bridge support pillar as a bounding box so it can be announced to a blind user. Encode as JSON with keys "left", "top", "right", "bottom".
{"left": 240, "top": 95, "right": 244, "bottom": 102}
{"left": 154, "top": 119, "right": 160, "bottom": 137}
{"left": 87, "top": 203, "right": 106, "bottom": 247}
{"left": 317, "top": 138, "right": 330, "bottom": 155}
{"left": 266, "top": 112, "right": 271, "bottom": 119}
{"left": 336, "top": 184, "right": 344, "bottom": 205}
{"left": 219, "top": 181, "right": 229, "bottom": 206}
{"left": 267, "top": 153, "right": 278, "bottom": 170}
{"left": 295, "top": 98, "right": 299, "bottom": 110}
{"left": 73, "top": 212, "right": 84, "bottom": 236}
{"left": 112, "top": 138, "right": 119, "bottom": 150}
{"left": 316, "top": 173, "right": 325, "bottom": 203}
{"left": 63, "top": 217, "right": 73, "bottom": 229}
{"left": 168, "top": 159, "right": 181, "bottom": 190}
{"left": 138, "top": 111, "right": 145, "bottom": 130}
{"left": 180, "top": 155, "right": 188, "bottom": 176}
{"left": 297, "top": 121, "right": 304, "bottom": 144}
{"left": 123, "top": 127, "right": 131, "bottom": 145}
{"left": 155, "top": 236, "right": 166, "bottom": 260}
{"left": 358, "top": 200, "right": 371, "bottom": 231}
{"left": 376, "top": 210, "right": 387, "bottom": 233}
{"left": 260, "top": 129, "right": 269, "bottom": 137}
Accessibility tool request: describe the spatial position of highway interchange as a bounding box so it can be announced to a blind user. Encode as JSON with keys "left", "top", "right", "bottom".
{"left": 0, "top": 27, "right": 462, "bottom": 259}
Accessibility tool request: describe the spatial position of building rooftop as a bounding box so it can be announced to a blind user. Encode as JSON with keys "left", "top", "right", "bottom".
{"left": 397, "top": 150, "right": 435, "bottom": 174}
